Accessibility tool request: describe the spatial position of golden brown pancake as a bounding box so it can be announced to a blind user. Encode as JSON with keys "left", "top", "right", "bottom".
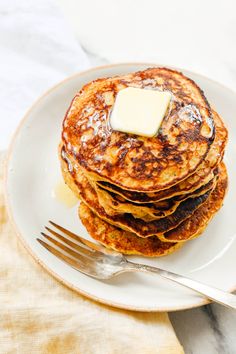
{"left": 94, "top": 176, "right": 217, "bottom": 221}
{"left": 79, "top": 163, "right": 227, "bottom": 256}
{"left": 79, "top": 203, "right": 182, "bottom": 257}
{"left": 60, "top": 146, "right": 214, "bottom": 237}
{"left": 96, "top": 169, "right": 215, "bottom": 204}
{"left": 94, "top": 110, "right": 227, "bottom": 203}
{"left": 159, "top": 163, "right": 227, "bottom": 242}
{"left": 62, "top": 67, "right": 214, "bottom": 192}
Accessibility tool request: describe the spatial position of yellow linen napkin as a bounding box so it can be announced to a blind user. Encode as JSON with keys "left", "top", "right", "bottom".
{"left": 0, "top": 153, "right": 184, "bottom": 354}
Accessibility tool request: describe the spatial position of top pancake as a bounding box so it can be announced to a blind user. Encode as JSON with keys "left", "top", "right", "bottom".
{"left": 94, "top": 110, "right": 227, "bottom": 203}
{"left": 62, "top": 67, "right": 214, "bottom": 192}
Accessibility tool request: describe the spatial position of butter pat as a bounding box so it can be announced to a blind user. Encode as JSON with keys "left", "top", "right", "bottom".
{"left": 110, "top": 87, "right": 171, "bottom": 137}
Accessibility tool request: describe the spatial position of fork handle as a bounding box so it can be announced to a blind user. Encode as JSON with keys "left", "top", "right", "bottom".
{"left": 127, "top": 261, "right": 236, "bottom": 310}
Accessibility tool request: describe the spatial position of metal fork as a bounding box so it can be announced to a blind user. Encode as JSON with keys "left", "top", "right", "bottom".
{"left": 37, "top": 221, "right": 236, "bottom": 310}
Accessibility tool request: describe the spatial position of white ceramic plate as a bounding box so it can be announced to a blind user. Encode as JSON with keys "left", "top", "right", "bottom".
{"left": 5, "top": 63, "right": 236, "bottom": 312}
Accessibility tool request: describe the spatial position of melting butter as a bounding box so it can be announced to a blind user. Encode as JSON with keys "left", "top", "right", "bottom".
{"left": 53, "top": 180, "right": 78, "bottom": 208}
{"left": 110, "top": 87, "right": 171, "bottom": 137}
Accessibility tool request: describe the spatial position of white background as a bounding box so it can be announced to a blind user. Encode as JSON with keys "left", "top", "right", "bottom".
{"left": 1, "top": 0, "right": 236, "bottom": 149}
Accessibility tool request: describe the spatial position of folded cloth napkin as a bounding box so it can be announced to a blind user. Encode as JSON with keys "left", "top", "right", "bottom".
{"left": 0, "top": 153, "right": 183, "bottom": 353}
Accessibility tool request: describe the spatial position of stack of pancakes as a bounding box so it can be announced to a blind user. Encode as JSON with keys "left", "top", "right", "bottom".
{"left": 60, "top": 68, "right": 228, "bottom": 257}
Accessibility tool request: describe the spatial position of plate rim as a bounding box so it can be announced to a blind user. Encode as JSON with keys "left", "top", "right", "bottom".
{"left": 4, "top": 62, "right": 236, "bottom": 312}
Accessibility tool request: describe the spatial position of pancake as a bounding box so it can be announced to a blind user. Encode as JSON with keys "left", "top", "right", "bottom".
{"left": 94, "top": 176, "right": 217, "bottom": 221}
{"left": 158, "top": 162, "right": 227, "bottom": 242}
{"left": 94, "top": 110, "right": 227, "bottom": 203}
{"left": 79, "top": 203, "right": 182, "bottom": 257}
{"left": 79, "top": 163, "right": 227, "bottom": 256}
{"left": 96, "top": 169, "right": 215, "bottom": 204}
{"left": 60, "top": 146, "right": 213, "bottom": 237}
{"left": 62, "top": 67, "right": 214, "bottom": 193}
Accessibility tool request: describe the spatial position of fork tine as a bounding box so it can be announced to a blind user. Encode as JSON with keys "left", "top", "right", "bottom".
{"left": 49, "top": 220, "right": 117, "bottom": 255}
{"left": 41, "top": 232, "right": 95, "bottom": 261}
{"left": 37, "top": 238, "right": 98, "bottom": 276}
{"left": 48, "top": 220, "right": 99, "bottom": 250}
{"left": 44, "top": 227, "right": 102, "bottom": 259}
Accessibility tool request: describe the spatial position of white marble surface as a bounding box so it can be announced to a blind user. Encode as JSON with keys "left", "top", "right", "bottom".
{"left": 1, "top": 1, "right": 236, "bottom": 353}
{"left": 170, "top": 304, "right": 236, "bottom": 354}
